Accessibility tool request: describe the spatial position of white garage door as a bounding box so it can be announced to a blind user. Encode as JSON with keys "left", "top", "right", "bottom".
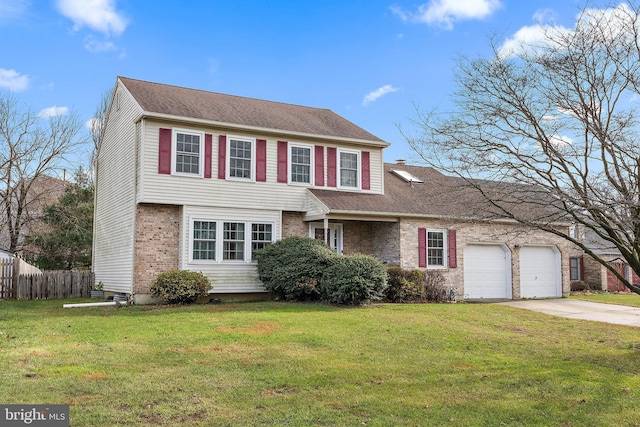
{"left": 464, "top": 244, "right": 511, "bottom": 299}
{"left": 520, "top": 246, "right": 561, "bottom": 298}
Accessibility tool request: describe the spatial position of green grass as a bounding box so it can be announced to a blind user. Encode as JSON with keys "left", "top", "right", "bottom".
{"left": 1, "top": 299, "right": 640, "bottom": 426}
{"left": 571, "top": 292, "right": 640, "bottom": 307}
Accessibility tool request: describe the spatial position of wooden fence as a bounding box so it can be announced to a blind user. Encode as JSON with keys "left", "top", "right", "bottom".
{"left": 0, "top": 258, "right": 93, "bottom": 300}
{"left": 0, "top": 257, "right": 15, "bottom": 299}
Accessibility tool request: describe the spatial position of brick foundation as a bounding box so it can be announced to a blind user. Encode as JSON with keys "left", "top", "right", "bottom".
{"left": 133, "top": 204, "right": 180, "bottom": 294}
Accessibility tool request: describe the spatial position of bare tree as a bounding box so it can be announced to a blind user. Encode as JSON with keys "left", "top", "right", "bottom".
{"left": 0, "top": 93, "right": 86, "bottom": 253}
{"left": 401, "top": 2, "right": 640, "bottom": 294}
{"left": 89, "top": 87, "right": 113, "bottom": 165}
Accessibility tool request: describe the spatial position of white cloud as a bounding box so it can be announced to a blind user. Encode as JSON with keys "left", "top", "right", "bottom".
{"left": 38, "top": 106, "right": 68, "bottom": 118}
{"left": 549, "top": 134, "right": 574, "bottom": 148}
{"left": 0, "top": 68, "right": 29, "bottom": 91}
{"left": 498, "top": 3, "right": 634, "bottom": 58}
{"left": 362, "top": 85, "right": 399, "bottom": 107}
{"left": 84, "top": 37, "right": 117, "bottom": 53}
{"left": 55, "top": 0, "right": 128, "bottom": 36}
{"left": 393, "top": 0, "right": 502, "bottom": 30}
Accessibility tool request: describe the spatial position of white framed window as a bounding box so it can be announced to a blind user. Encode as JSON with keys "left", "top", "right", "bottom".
{"left": 427, "top": 230, "right": 447, "bottom": 268}
{"left": 192, "top": 221, "right": 216, "bottom": 260}
{"left": 309, "top": 222, "right": 343, "bottom": 254}
{"left": 252, "top": 223, "right": 273, "bottom": 257}
{"left": 227, "top": 136, "right": 255, "bottom": 181}
{"left": 189, "top": 218, "right": 274, "bottom": 263}
{"left": 338, "top": 148, "right": 360, "bottom": 189}
{"left": 223, "top": 222, "right": 245, "bottom": 260}
{"left": 173, "top": 129, "right": 204, "bottom": 176}
{"left": 289, "top": 143, "right": 314, "bottom": 185}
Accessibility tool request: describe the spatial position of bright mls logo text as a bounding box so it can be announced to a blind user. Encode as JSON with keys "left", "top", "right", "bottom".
{"left": 1, "top": 405, "right": 69, "bottom": 426}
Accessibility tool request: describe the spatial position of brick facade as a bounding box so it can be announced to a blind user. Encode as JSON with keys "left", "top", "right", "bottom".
{"left": 281, "top": 211, "right": 307, "bottom": 238}
{"left": 133, "top": 204, "right": 181, "bottom": 294}
{"left": 398, "top": 218, "right": 579, "bottom": 299}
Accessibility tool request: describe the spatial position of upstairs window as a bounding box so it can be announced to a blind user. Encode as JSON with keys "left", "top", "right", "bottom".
{"left": 290, "top": 143, "right": 313, "bottom": 184}
{"left": 174, "top": 130, "right": 204, "bottom": 176}
{"left": 228, "top": 137, "right": 254, "bottom": 180}
{"left": 338, "top": 149, "right": 359, "bottom": 189}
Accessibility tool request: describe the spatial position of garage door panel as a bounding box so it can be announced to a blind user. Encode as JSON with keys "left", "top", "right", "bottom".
{"left": 520, "top": 246, "right": 560, "bottom": 298}
{"left": 464, "top": 244, "right": 510, "bottom": 299}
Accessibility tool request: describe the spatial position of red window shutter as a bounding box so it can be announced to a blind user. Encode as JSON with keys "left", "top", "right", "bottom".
{"left": 158, "top": 128, "right": 172, "bottom": 174}
{"left": 418, "top": 228, "right": 427, "bottom": 268}
{"left": 204, "top": 134, "right": 212, "bottom": 178}
{"left": 277, "top": 141, "right": 288, "bottom": 183}
{"left": 256, "top": 139, "right": 267, "bottom": 182}
{"left": 361, "top": 151, "right": 370, "bottom": 190}
{"left": 327, "top": 147, "right": 337, "bottom": 187}
{"left": 580, "top": 255, "right": 585, "bottom": 281}
{"left": 448, "top": 229, "right": 457, "bottom": 268}
{"left": 218, "top": 135, "right": 226, "bottom": 179}
{"left": 315, "top": 145, "right": 324, "bottom": 186}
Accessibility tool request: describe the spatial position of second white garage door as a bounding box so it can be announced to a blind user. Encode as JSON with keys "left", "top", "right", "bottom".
{"left": 520, "top": 246, "right": 561, "bottom": 298}
{"left": 464, "top": 244, "right": 511, "bottom": 299}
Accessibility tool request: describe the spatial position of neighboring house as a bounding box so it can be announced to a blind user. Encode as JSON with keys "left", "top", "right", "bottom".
{"left": 571, "top": 227, "right": 639, "bottom": 292}
{"left": 0, "top": 174, "right": 68, "bottom": 254}
{"left": 93, "top": 77, "right": 578, "bottom": 303}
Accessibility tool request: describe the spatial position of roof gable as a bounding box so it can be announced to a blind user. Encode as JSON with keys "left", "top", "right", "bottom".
{"left": 118, "top": 77, "right": 386, "bottom": 144}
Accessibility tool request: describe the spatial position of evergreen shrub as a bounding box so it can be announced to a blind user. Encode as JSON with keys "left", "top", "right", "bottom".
{"left": 150, "top": 270, "right": 212, "bottom": 304}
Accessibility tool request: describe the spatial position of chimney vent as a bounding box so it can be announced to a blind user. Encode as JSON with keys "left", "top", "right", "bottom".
{"left": 396, "top": 159, "right": 406, "bottom": 165}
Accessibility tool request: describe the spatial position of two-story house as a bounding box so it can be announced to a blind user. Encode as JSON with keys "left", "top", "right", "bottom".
{"left": 93, "top": 77, "right": 578, "bottom": 303}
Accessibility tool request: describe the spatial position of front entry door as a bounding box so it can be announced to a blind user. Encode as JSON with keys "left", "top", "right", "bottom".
{"left": 309, "top": 223, "right": 343, "bottom": 254}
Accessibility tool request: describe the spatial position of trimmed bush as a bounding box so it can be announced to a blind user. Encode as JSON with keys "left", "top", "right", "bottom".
{"left": 255, "top": 237, "right": 336, "bottom": 301}
{"left": 384, "top": 268, "right": 451, "bottom": 303}
{"left": 320, "top": 254, "right": 387, "bottom": 305}
{"left": 384, "top": 267, "right": 426, "bottom": 303}
{"left": 150, "top": 270, "right": 212, "bottom": 304}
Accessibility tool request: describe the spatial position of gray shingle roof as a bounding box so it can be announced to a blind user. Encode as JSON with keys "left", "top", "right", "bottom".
{"left": 310, "top": 163, "right": 562, "bottom": 222}
{"left": 119, "top": 77, "right": 386, "bottom": 144}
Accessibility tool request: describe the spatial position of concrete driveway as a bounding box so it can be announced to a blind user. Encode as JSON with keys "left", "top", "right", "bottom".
{"left": 499, "top": 299, "right": 640, "bottom": 327}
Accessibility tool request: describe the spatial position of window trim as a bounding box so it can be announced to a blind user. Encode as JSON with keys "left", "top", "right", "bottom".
{"left": 172, "top": 128, "right": 205, "bottom": 177}
{"left": 226, "top": 135, "right": 256, "bottom": 182}
{"left": 337, "top": 148, "right": 361, "bottom": 190}
{"left": 188, "top": 217, "right": 275, "bottom": 264}
{"left": 426, "top": 229, "right": 447, "bottom": 269}
{"left": 191, "top": 220, "right": 217, "bottom": 261}
{"left": 288, "top": 142, "right": 314, "bottom": 186}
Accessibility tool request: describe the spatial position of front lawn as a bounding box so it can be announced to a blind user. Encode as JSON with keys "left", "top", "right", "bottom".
{"left": 571, "top": 292, "right": 640, "bottom": 307}
{"left": 1, "top": 299, "right": 639, "bottom": 426}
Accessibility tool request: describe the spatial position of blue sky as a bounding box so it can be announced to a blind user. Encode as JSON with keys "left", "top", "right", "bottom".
{"left": 0, "top": 0, "right": 596, "bottom": 165}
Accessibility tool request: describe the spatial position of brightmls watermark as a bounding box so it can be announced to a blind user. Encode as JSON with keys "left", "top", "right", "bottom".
{"left": 1, "top": 405, "right": 69, "bottom": 426}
